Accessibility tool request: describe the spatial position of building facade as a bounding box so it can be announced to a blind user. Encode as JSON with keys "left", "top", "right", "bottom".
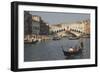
{"left": 24, "top": 11, "right": 32, "bottom": 35}
{"left": 40, "top": 21, "right": 49, "bottom": 35}
{"left": 32, "top": 15, "right": 49, "bottom": 35}
{"left": 32, "top": 16, "right": 41, "bottom": 35}
{"left": 83, "top": 20, "right": 90, "bottom": 34}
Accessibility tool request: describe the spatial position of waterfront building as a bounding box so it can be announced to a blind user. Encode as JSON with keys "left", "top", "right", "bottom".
{"left": 32, "top": 15, "right": 49, "bottom": 35}
{"left": 32, "top": 15, "right": 41, "bottom": 35}
{"left": 40, "top": 21, "right": 49, "bottom": 35}
{"left": 24, "top": 14, "right": 49, "bottom": 41}
{"left": 24, "top": 11, "right": 32, "bottom": 35}
{"left": 83, "top": 20, "right": 90, "bottom": 34}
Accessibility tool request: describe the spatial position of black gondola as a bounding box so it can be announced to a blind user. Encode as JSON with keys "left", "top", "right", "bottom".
{"left": 24, "top": 40, "right": 38, "bottom": 44}
{"left": 62, "top": 47, "right": 82, "bottom": 56}
{"left": 62, "top": 40, "right": 83, "bottom": 56}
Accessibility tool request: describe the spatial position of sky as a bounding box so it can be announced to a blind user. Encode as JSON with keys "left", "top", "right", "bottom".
{"left": 29, "top": 11, "right": 90, "bottom": 25}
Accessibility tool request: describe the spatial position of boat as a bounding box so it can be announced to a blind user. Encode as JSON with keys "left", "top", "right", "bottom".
{"left": 62, "top": 41, "right": 83, "bottom": 56}
{"left": 62, "top": 47, "right": 82, "bottom": 56}
{"left": 81, "top": 34, "right": 90, "bottom": 38}
{"left": 24, "top": 40, "right": 38, "bottom": 44}
{"left": 68, "top": 36, "right": 80, "bottom": 40}
{"left": 52, "top": 36, "right": 61, "bottom": 40}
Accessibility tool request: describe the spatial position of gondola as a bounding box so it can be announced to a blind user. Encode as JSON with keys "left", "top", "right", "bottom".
{"left": 24, "top": 40, "right": 38, "bottom": 44}
{"left": 62, "top": 47, "right": 82, "bottom": 56}
{"left": 62, "top": 40, "right": 83, "bottom": 56}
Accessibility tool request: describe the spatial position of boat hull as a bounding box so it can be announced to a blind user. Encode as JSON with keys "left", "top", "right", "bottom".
{"left": 63, "top": 49, "right": 82, "bottom": 56}
{"left": 68, "top": 37, "right": 80, "bottom": 40}
{"left": 24, "top": 40, "right": 38, "bottom": 44}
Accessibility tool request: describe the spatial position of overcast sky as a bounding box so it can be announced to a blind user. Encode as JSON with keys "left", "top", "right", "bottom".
{"left": 29, "top": 11, "right": 90, "bottom": 25}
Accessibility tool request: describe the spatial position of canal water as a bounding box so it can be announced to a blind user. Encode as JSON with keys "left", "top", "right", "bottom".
{"left": 24, "top": 37, "right": 90, "bottom": 62}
